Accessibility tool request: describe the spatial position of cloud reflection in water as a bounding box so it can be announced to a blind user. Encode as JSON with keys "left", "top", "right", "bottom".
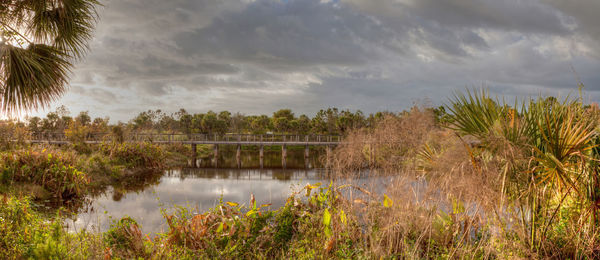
{"left": 68, "top": 169, "right": 326, "bottom": 234}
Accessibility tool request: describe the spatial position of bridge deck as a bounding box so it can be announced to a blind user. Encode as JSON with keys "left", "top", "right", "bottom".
{"left": 25, "top": 140, "right": 339, "bottom": 146}
{"left": 19, "top": 134, "right": 341, "bottom": 146}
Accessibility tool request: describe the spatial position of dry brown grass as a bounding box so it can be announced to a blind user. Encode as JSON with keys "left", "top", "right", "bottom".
{"left": 332, "top": 106, "right": 439, "bottom": 175}
{"left": 328, "top": 106, "right": 530, "bottom": 258}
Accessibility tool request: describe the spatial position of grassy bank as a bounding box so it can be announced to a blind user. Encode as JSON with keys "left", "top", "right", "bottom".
{"left": 1, "top": 182, "right": 442, "bottom": 259}
{"left": 3, "top": 90, "right": 600, "bottom": 259}
{"left": 330, "top": 90, "right": 600, "bottom": 258}
{"left": 0, "top": 141, "right": 189, "bottom": 207}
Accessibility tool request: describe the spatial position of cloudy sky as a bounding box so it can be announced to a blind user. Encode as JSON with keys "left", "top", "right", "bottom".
{"left": 28, "top": 0, "right": 600, "bottom": 122}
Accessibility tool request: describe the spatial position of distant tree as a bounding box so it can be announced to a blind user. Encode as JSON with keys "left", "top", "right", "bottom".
{"left": 202, "top": 111, "right": 220, "bottom": 134}
{"left": 75, "top": 111, "right": 91, "bottom": 126}
{"left": 273, "top": 117, "right": 290, "bottom": 133}
{"left": 131, "top": 111, "right": 152, "bottom": 131}
{"left": 336, "top": 110, "right": 365, "bottom": 133}
{"left": 158, "top": 113, "right": 178, "bottom": 133}
{"left": 28, "top": 116, "right": 42, "bottom": 135}
{"left": 312, "top": 108, "right": 339, "bottom": 134}
{"left": 273, "top": 109, "right": 294, "bottom": 121}
{"left": 91, "top": 117, "right": 109, "bottom": 133}
{"left": 176, "top": 109, "right": 193, "bottom": 135}
{"left": 191, "top": 113, "right": 204, "bottom": 133}
{"left": 229, "top": 112, "right": 247, "bottom": 133}
{"left": 250, "top": 115, "right": 271, "bottom": 134}
{"left": 218, "top": 111, "right": 231, "bottom": 121}
{"left": 111, "top": 124, "right": 125, "bottom": 144}
{"left": 294, "top": 115, "right": 311, "bottom": 135}
{"left": 217, "top": 111, "right": 232, "bottom": 132}
{"left": 131, "top": 110, "right": 164, "bottom": 131}
{"left": 40, "top": 106, "right": 71, "bottom": 133}
{"left": 272, "top": 109, "right": 295, "bottom": 133}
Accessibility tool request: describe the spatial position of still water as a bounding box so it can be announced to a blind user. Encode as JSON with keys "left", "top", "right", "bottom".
{"left": 68, "top": 149, "right": 330, "bottom": 234}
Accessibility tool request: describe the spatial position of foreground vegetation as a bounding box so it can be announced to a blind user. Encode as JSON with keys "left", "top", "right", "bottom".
{"left": 0, "top": 141, "right": 191, "bottom": 208}
{"left": 3, "top": 90, "right": 600, "bottom": 258}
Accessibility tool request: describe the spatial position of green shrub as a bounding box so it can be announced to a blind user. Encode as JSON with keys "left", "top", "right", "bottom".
{"left": 0, "top": 149, "right": 89, "bottom": 200}
{"left": 0, "top": 196, "right": 71, "bottom": 259}
{"left": 104, "top": 217, "right": 147, "bottom": 258}
{"left": 100, "top": 142, "right": 165, "bottom": 169}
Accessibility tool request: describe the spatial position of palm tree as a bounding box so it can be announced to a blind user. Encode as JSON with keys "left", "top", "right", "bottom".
{"left": 0, "top": 0, "right": 100, "bottom": 115}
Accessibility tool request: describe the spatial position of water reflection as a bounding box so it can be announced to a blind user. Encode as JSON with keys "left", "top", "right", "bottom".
{"left": 68, "top": 168, "right": 327, "bottom": 234}
{"left": 195, "top": 147, "right": 325, "bottom": 169}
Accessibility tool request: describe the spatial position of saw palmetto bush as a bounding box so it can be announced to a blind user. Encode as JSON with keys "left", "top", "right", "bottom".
{"left": 446, "top": 89, "right": 600, "bottom": 257}
{"left": 0, "top": 0, "right": 100, "bottom": 114}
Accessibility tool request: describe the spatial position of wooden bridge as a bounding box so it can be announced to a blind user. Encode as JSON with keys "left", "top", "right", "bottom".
{"left": 17, "top": 133, "right": 341, "bottom": 169}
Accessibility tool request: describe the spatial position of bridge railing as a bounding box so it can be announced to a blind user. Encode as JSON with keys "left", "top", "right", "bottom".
{"left": 18, "top": 132, "right": 342, "bottom": 143}
{"left": 127, "top": 133, "right": 341, "bottom": 143}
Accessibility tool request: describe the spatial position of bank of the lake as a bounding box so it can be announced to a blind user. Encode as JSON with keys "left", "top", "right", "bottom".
{"left": 69, "top": 168, "right": 330, "bottom": 234}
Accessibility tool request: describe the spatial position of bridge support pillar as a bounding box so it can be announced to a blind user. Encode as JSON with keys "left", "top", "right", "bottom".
{"left": 304, "top": 145, "right": 310, "bottom": 169}
{"left": 213, "top": 144, "right": 219, "bottom": 168}
{"left": 191, "top": 143, "right": 197, "bottom": 168}
{"left": 282, "top": 144, "right": 287, "bottom": 169}
{"left": 236, "top": 144, "right": 242, "bottom": 169}
{"left": 259, "top": 145, "right": 264, "bottom": 169}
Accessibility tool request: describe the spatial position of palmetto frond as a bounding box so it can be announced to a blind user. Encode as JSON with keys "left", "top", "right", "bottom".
{"left": 0, "top": 0, "right": 99, "bottom": 115}
{"left": 532, "top": 103, "right": 597, "bottom": 191}
{"left": 446, "top": 88, "right": 502, "bottom": 140}
{"left": 1, "top": 43, "right": 71, "bottom": 114}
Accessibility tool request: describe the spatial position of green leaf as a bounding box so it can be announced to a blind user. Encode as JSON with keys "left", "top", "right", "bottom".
{"left": 305, "top": 182, "right": 322, "bottom": 197}
{"left": 323, "top": 208, "right": 331, "bottom": 227}
{"left": 324, "top": 226, "right": 332, "bottom": 238}
{"left": 340, "top": 209, "right": 347, "bottom": 225}
{"left": 383, "top": 194, "right": 393, "bottom": 208}
{"left": 216, "top": 222, "right": 224, "bottom": 233}
{"left": 226, "top": 201, "right": 238, "bottom": 207}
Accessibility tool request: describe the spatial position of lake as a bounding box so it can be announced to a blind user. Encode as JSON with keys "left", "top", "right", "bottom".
{"left": 67, "top": 148, "right": 331, "bottom": 234}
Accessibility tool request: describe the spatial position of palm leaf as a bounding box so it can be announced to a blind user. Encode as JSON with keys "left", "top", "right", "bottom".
{"left": 0, "top": 0, "right": 99, "bottom": 115}
{"left": 1, "top": 43, "right": 71, "bottom": 114}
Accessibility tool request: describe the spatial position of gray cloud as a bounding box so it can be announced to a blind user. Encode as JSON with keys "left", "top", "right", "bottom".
{"left": 25, "top": 0, "right": 600, "bottom": 122}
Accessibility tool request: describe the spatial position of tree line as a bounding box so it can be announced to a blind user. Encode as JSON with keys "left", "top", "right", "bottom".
{"left": 3, "top": 106, "right": 424, "bottom": 137}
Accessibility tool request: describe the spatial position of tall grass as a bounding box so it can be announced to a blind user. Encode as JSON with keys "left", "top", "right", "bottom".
{"left": 324, "top": 90, "right": 600, "bottom": 258}
{"left": 3, "top": 90, "right": 600, "bottom": 258}
{"left": 99, "top": 142, "right": 165, "bottom": 169}
{"left": 332, "top": 106, "right": 439, "bottom": 175}
{"left": 0, "top": 148, "right": 89, "bottom": 201}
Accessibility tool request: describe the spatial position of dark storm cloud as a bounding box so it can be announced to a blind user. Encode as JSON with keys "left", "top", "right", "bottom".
{"left": 30, "top": 0, "right": 600, "bottom": 121}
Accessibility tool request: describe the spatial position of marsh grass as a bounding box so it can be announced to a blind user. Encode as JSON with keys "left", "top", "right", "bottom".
{"left": 0, "top": 148, "right": 88, "bottom": 202}
{"left": 326, "top": 90, "right": 600, "bottom": 258}
{"left": 4, "top": 90, "right": 600, "bottom": 259}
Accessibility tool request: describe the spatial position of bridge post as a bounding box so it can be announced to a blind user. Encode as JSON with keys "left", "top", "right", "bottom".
{"left": 213, "top": 144, "right": 219, "bottom": 168}
{"left": 191, "top": 143, "right": 197, "bottom": 168}
{"left": 236, "top": 144, "right": 242, "bottom": 169}
{"left": 304, "top": 144, "right": 310, "bottom": 169}
{"left": 326, "top": 145, "right": 332, "bottom": 169}
{"left": 259, "top": 145, "right": 264, "bottom": 169}
{"left": 282, "top": 144, "right": 287, "bottom": 169}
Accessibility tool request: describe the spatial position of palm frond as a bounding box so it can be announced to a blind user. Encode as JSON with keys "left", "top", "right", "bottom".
{"left": 0, "top": 0, "right": 100, "bottom": 115}
{"left": 445, "top": 88, "right": 502, "bottom": 140}
{"left": 1, "top": 43, "right": 71, "bottom": 114}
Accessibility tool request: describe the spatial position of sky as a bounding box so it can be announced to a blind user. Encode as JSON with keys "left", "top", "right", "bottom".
{"left": 26, "top": 0, "right": 600, "bottom": 122}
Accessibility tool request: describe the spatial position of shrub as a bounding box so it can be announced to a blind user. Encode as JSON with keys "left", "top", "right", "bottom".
{"left": 104, "top": 217, "right": 147, "bottom": 258}
{"left": 0, "top": 196, "right": 71, "bottom": 259}
{"left": 100, "top": 142, "right": 165, "bottom": 169}
{"left": 0, "top": 148, "right": 89, "bottom": 200}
